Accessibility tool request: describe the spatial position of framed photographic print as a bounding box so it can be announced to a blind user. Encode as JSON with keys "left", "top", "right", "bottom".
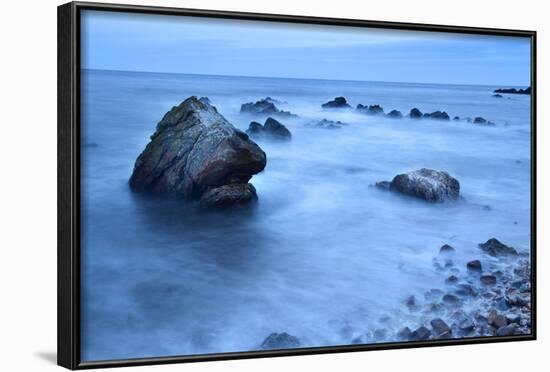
{"left": 58, "top": 1, "right": 536, "bottom": 369}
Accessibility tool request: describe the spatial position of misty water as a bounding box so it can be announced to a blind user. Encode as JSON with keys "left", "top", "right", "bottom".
{"left": 80, "top": 69, "right": 531, "bottom": 361}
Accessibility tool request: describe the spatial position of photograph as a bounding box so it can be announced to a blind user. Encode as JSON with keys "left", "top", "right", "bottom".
{"left": 78, "top": 8, "right": 533, "bottom": 363}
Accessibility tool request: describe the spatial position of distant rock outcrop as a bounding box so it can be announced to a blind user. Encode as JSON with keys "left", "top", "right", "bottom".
{"left": 246, "top": 117, "right": 292, "bottom": 140}
{"left": 494, "top": 87, "right": 531, "bottom": 95}
{"left": 387, "top": 109, "right": 403, "bottom": 119}
{"left": 423, "top": 111, "right": 450, "bottom": 121}
{"left": 322, "top": 96, "right": 352, "bottom": 109}
{"left": 378, "top": 168, "right": 460, "bottom": 203}
{"left": 129, "top": 96, "right": 267, "bottom": 208}
{"left": 409, "top": 108, "right": 423, "bottom": 119}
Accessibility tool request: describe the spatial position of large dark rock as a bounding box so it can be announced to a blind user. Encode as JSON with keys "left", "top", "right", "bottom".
{"left": 260, "top": 332, "right": 301, "bottom": 350}
{"left": 384, "top": 168, "right": 460, "bottom": 203}
{"left": 478, "top": 238, "right": 518, "bottom": 257}
{"left": 246, "top": 117, "right": 292, "bottom": 140}
{"left": 129, "top": 96, "right": 267, "bottom": 207}
{"left": 322, "top": 96, "right": 351, "bottom": 109}
{"left": 357, "top": 104, "right": 384, "bottom": 115}
{"left": 494, "top": 87, "right": 531, "bottom": 95}
{"left": 241, "top": 98, "right": 296, "bottom": 117}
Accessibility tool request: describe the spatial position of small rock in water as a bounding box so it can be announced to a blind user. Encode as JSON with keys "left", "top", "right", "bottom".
{"left": 397, "top": 327, "right": 412, "bottom": 340}
{"left": 453, "top": 116, "right": 461, "bottom": 121}
{"left": 357, "top": 103, "right": 384, "bottom": 115}
{"left": 467, "top": 260, "right": 482, "bottom": 272}
{"left": 246, "top": 117, "right": 292, "bottom": 140}
{"left": 322, "top": 96, "right": 351, "bottom": 109}
{"left": 409, "top": 108, "right": 423, "bottom": 118}
{"left": 410, "top": 326, "right": 431, "bottom": 341}
{"left": 199, "top": 183, "right": 258, "bottom": 208}
{"left": 478, "top": 238, "right": 518, "bottom": 257}
{"left": 423, "top": 111, "right": 450, "bottom": 120}
{"left": 445, "top": 275, "right": 459, "bottom": 285}
{"left": 442, "top": 294, "right": 462, "bottom": 307}
{"left": 405, "top": 295, "right": 417, "bottom": 308}
{"left": 455, "top": 284, "right": 478, "bottom": 297}
{"left": 260, "top": 332, "right": 301, "bottom": 350}
{"left": 439, "top": 244, "right": 456, "bottom": 255}
{"left": 496, "top": 323, "right": 518, "bottom": 337}
{"left": 493, "top": 314, "right": 508, "bottom": 328}
{"left": 387, "top": 109, "right": 403, "bottom": 118}
{"left": 458, "top": 319, "right": 475, "bottom": 333}
{"left": 430, "top": 318, "right": 451, "bottom": 337}
{"left": 480, "top": 275, "right": 497, "bottom": 286}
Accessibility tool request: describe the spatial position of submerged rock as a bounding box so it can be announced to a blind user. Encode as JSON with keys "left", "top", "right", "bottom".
{"left": 493, "top": 94, "right": 503, "bottom": 98}
{"left": 381, "top": 168, "right": 460, "bottom": 203}
{"left": 473, "top": 117, "right": 495, "bottom": 126}
{"left": 129, "top": 96, "right": 266, "bottom": 208}
{"left": 261, "top": 332, "right": 301, "bottom": 349}
{"left": 357, "top": 104, "right": 384, "bottom": 115}
{"left": 312, "top": 118, "right": 347, "bottom": 129}
{"left": 322, "top": 96, "right": 351, "bottom": 109}
{"left": 246, "top": 117, "right": 292, "bottom": 140}
{"left": 479, "top": 238, "right": 518, "bottom": 257}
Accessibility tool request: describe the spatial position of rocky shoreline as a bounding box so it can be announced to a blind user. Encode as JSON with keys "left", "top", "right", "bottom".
{"left": 259, "top": 238, "right": 531, "bottom": 349}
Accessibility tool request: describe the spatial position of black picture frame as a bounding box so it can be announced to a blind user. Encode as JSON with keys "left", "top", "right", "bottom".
{"left": 58, "top": 1, "right": 537, "bottom": 369}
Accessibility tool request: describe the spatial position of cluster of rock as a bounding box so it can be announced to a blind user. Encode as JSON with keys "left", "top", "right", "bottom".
{"left": 375, "top": 168, "right": 460, "bottom": 203}
{"left": 128, "top": 96, "right": 266, "bottom": 208}
{"left": 240, "top": 98, "right": 296, "bottom": 118}
{"left": 494, "top": 87, "right": 531, "bottom": 95}
{"left": 246, "top": 117, "right": 292, "bottom": 141}
{"left": 321, "top": 97, "right": 494, "bottom": 125}
{"left": 393, "top": 238, "right": 530, "bottom": 342}
{"left": 256, "top": 238, "right": 530, "bottom": 348}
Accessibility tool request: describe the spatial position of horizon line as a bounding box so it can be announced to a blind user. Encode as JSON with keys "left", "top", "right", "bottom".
{"left": 81, "top": 68, "right": 529, "bottom": 89}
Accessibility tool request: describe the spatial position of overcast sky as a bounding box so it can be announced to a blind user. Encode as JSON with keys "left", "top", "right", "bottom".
{"left": 81, "top": 10, "right": 531, "bottom": 86}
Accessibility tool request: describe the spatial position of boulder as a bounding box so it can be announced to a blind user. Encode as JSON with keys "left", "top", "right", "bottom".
{"left": 480, "top": 275, "right": 497, "bottom": 286}
{"left": 357, "top": 104, "right": 384, "bottom": 115}
{"left": 261, "top": 332, "right": 301, "bottom": 349}
{"left": 397, "top": 327, "right": 412, "bottom": 340}
{"left": 467, "top": 260, "right": 482, "bottom": 272}
{"left": 322, "top": 96, "right": 351, "bottom": 109}
{"left": 453, "top": 116, "right": 461, "bottom": 121}
{"left": 387, "top": 109, "right": 403, "bottom": 119}
{"left": 496, "top": 323, "right": 518, "bottom": 336}
{"left": 384, "top": 168, "right": 460, "bottom": 203}
{"left": 246, "top": 117, "right": 292, "bottom": 140}
{"left": 440, "top": 244, "right": 456, "bottom": 255}
{"left": 478, "top": 238, "right": 518, "bottom": 257}
{"left": 129, "top": 96, "right": 267, "bottom": 208}
{"left": 473, "top": 116, "right": 495, "bottom": 126}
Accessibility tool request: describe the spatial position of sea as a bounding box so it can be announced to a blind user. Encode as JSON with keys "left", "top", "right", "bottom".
{"left": 80, "top": 69, "right": 531, "bottom": 361}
